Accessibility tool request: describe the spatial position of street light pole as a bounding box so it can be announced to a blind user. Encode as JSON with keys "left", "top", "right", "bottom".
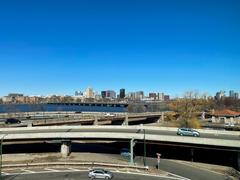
{"left": 137, "top": 127, "right": 147, "bottom": 167}
{"left": 143, "top": 129, "right": 146, "bottom": 167}
{"left": 0, "top": 134, "right": 7, "bottom": 180}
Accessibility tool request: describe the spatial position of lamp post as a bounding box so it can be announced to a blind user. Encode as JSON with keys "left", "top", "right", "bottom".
{"left": 143, "top": 128, "right": 146, "bottom": 167}
{"left": 137, "top": 127, "right": 146, "bottom": 167}
{"left": 0, "top": 134, "right": 7, "bottom": 179}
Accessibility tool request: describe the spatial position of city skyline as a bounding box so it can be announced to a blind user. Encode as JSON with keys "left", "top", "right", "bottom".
{"left": 1, "top": 88, "right": 239, "bottom": 98}
{"left": 0, "top": 0, "right": 240, "bottom": 97}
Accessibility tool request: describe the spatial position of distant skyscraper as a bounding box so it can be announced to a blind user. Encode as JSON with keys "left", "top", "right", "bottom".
{"left": 158, "top": 93, "right": 164, "bottom": 101}
{"left": 164, "top": 95, "right": 170, "bottom": 101}
{"left": 85, "top": 87, "right": 94, "bottom": 98}
{"left": 75, "top": 91, "right": 83, "bottom": 96}
{"left": 106, "top": 90, "right": 116, "bottom": 99}
{"left": 101, "top": 91, "right": 107, "bottom": 98}
{"left": 229, "top": 90, "right": 235, "bottom": 98}
{"left": 120, "top": 89, "right": 125, "bottom": 99}
{"left": 101, "top": 90, "right": 116, "bottom": 99}
{"left": 215, "top": 91, "right": 225, "bottom": 100}
{"left": 149, "top": 93, "right": 157, "bottom": 100}
{"left": 128, "top": 91, "right": 144, "bottom": 100}
{"left": 234, "top": 92, "right": 239, "bottom": 99}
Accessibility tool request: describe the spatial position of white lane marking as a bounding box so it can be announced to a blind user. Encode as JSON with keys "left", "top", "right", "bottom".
{"left": 2, "top": 172, "right": 10, "bottom": 175}
{"left": 67, "top": 168, "right": 82, "bottom": 171}
{"left": 3, "top": 168, "right": 190, "bottom": 180}
{"left": 21, "top": 169, "right": 35, "bottom": 173}
{"left": 44, "top": 168, "right": 59, "bottom": 172}
{"left": 168, "top": 172, "right": 191, "bottom": 180}
{"left": 114, "top": 171, "right": 190, "bottom": 180}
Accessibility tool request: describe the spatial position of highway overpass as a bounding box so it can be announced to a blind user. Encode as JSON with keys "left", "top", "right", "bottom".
{"left": 1, "top": 125, "right": 239, "bottom": 147}
{"left": 1, "top": 125, "right": 240, "bottom": 169}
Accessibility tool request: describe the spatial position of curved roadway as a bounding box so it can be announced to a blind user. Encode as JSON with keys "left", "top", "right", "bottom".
{"left": 1, "top": 126, "right": 240, "bottom": 148}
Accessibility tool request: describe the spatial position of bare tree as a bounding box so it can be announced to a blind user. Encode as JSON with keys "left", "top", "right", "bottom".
{"left": 169, "top": 91, "right": 210, "bottom": 128}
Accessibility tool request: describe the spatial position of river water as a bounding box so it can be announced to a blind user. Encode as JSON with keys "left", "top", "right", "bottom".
{"left": 0, "top": 104, "right": 127, "bottom": 113}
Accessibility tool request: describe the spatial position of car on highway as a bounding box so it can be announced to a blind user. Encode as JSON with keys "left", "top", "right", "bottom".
{"left": 177, "top": 128, "right": 200, "bottom": 137}
{"left": 104, "top": 113, "right": 115, "bottom": 117}
{"left": 4, "top": 118, "right": 21, "bottom": 124}
{"left": 88, "top": 168, "right": 113, "bottom": 179}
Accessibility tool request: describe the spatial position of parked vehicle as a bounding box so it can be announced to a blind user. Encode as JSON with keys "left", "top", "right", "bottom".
{"left": 224, "top": 123, "right": 235, "bottom": 127}
{"left": 88, "top": 169, "right": 113, "bottom": 179}
{"left": 120, "top": 148, "right": 135, "bottom": 159}
{"left": 5, "top": 118, "right": 21, "bottom": 124}
{"left": 120, "top": 148, "right": 131, "bottom": 158}
{"left": 177, "top": 128, "right": 200, "bottom": 137}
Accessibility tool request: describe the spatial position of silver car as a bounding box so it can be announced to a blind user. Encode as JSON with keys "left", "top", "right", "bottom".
{"left": 177, "top": 128, "right": 200, "bottom": 137}
{"left": 88, "top": 169, "right": 113, "bottom": 179}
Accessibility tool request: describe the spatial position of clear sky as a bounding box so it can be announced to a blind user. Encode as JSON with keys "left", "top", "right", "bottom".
{"left": 0, "top": 0, "right": 239, "bottom": 97}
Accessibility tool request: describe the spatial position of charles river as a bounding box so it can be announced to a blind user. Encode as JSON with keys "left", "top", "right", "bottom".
{"left": 0, "top": 103, "right": 127, "bottom": 113}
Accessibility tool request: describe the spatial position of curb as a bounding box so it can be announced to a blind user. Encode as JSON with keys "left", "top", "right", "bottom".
{"left": 2, "top": 161, "right": 149, "bottom": 171}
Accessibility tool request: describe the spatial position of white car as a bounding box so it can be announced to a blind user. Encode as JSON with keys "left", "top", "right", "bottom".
{"left": 88, "top": 169, "right": 113, "bottom": 179}
{"left": 224, "top": 123, "right": 235, "bottom": 127}
{"left": 104, "top": 113, "right": 115, "bottom": 117}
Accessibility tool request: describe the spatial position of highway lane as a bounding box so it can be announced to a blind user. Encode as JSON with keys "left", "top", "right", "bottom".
{"left": 3, "top": 171, "right": 178, "bottom": 180}
{"left": 2, "top": 159, "right": 228, "bottom": 180}
{"left": 1, "top": 127, "right": 239, "bottom": 141}
{"left": 134, "top": 157, "right": 227, "bottom": 180}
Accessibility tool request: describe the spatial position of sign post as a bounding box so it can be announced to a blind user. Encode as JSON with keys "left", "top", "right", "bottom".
{"left": 156, "top": 153, "right": 161, "bottom": 170}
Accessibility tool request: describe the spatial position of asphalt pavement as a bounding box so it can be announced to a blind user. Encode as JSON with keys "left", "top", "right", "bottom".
{"left": 134, "top": 157, "right": 227, "bottom": 180}
{"left": 3, "top": 171, "right": 180, "bottom": 180}
{"left": 2, "top": 127, "right": 239, "bottom": 140}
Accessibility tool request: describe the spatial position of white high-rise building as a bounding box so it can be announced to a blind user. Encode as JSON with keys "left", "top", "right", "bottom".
{"left": 158, "top": 93, "right": 164, "bottom": 101}
{"left": 85, "top": 87, "right": 94, "bottom": 98}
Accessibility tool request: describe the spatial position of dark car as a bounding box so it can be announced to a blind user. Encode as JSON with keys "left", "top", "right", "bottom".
{"left": 177, "top": 128, "right": 200, "bottom": 137}
{"left": 5, "top": 118, "right": 21, "bottom": 124}
{"left": 120, "top": 148, "right": 135, "bottom": 159}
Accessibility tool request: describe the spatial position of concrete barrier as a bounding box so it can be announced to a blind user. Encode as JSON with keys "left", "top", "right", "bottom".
{"left": 2, "top": 162, "right": 149, "bottom": 171}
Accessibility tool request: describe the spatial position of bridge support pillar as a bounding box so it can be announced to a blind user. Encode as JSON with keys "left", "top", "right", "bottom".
{"left": 61, "top": 140, "right": 71, "bottom": 157}
{"left": 123, "top": 114, "right": 128, "bottom": 126}
{"left": 94, "top": 116, "right": 98, "bottom": 125}
{"left": 190, "top": 148, "right": 194, "bottom": 162}
{"left": 130, "top": 138, "right": 136, "bottom": 165}
{"left": 27, "top": 121, "right": 33, "bottom": 127}
{"left": 158, "top": 112, "right": 164, "bottom": 123}
{"left": 161, "top": 112, "right": 164, "bottom": 121}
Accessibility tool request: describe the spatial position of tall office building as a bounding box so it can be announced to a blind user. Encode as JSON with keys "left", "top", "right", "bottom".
{"left": 101, "top": 91, "right": 107, "bottom": 98}
{"left": 75, "top": 91, "right": 83, "bottom": 96}
{"left": 85, "top": 87, "right": 94, "bottom": 98}
{"left": 158, "top": 93, "right": 164, "bottom": 101}
{"left": 101, "top": 90, "right": 116, "bottom": 99}
{"left": 229, "top": 90, "right": 235, "bottom": 98}
{"left": 131, "top": 91, "right": 144, "bottom": 100}
{"left": 106, "top": 90, "right": 116, "bottom": 99}
{"left": 234, "top": 92, "right": 239, "bottom": 99}
{"left": 149, "top": 93, "right": 157, "bottom": 100}
{"left": 120, "top": 89, "right": 125, "bottom": 99}
{"left": 215, "top": 91, "right": 225, "bottom": 100}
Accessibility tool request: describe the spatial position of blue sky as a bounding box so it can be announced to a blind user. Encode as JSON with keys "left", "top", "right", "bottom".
{"left": 0, "top": 0, "right": 240, "bottom": 97}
